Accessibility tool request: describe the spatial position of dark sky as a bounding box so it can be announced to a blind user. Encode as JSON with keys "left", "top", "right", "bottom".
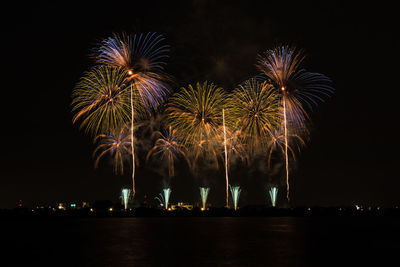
{"left": 2, "top": 1, "right": 398, "bottom": 208}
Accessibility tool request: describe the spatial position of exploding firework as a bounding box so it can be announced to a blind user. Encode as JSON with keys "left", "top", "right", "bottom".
{"left": 269, "top": 187, "right": 278, "bottom": 207}
{"left": 229, "top": 185, "right": 242, "bottom": 210}
{"left": 155, "top": 188, "right": 172, "bottom": 210}
{"left": 93, "top": 126, "right": 135, "bottom": 175}
{"left": 93, "top": 32, "right": 171, "bottom": 199}
{"left": 94, "top": 32, "right": 169, "bottom": 72}
{"left": 72, "top": 66, "right": 131, "bottom": 136}
{"left": 256, "top": 45, "right": 334, "bottom": 201}
{"left": 147, "top": 126, "right": 188, "bottom": 180}
{"left": 199, "top": 187, "right": 210, "bottom": 210}
{"left": 121, "top": 188, "right": 131, "bottom": 210}
{"left": 266, "top": 129, "right": 305, "bottom": 168}
{"left": 167, "top": 81, "right": 226, "bottom": 167}
{"left": 226, "top": 78, "right": 280, "bottom": 154}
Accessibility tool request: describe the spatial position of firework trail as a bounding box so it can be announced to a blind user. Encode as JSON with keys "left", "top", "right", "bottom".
{"left": 94, "top": 32, "right": 171, "bottom": 199}
{"left": 147, "top": 126, "right": 188, "bottom": 181}
{"left": 199, "top": 187, "right": 210, "bottom": 210}
{"left": 121, "top": 188, "right": 131, "bottom": 210}
{"left": 256, "top": 45, "right": 334, "bottom": 202}
{"left": 222, "top": 109, "right": 229, "bottom": 208}
{"left": 269, "top": 187, "right": 278, "bottom": 207}
{"left": 229, "top": 185, "right": 242, "bottom": 210}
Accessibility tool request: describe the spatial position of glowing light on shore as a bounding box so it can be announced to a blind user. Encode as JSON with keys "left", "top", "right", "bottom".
{"left": 121, "top": 188, "right": 131, "bottom": 210}
{"left": 229, "top": 185, "right": 242, "bottom": 211}
{"left": 199, "top": 187, "right": 210, "bottom": 210}
{"left": 269, "top": 187, "right": 278, "bottom": 207}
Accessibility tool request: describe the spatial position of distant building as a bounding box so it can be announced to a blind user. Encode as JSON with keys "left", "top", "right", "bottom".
{"left": 170, "top": 202, "right": 193, "bottom": 211}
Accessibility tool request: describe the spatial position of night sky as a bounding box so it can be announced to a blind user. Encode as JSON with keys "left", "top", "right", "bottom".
{"left": 2, "top": 1, "right": 398, "bottom": 208}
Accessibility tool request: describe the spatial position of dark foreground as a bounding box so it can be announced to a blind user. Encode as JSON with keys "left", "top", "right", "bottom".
{"left": 1, "top": 215, "right": 399, "bottom": 266}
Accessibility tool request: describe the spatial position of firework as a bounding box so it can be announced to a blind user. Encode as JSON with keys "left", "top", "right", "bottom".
{"left": 93, "top": 126, "right": 133, "bottom": 175}
{"left": 94, "top": 32, "right": 171, "bottom": 199}
{"left": 72, "top": 66, "right": 131, "bottom": 136}
{"left": 222, "top": 109, "right": 229, "bottom": 208}
{"left": 121, "top": 188, "right": 131, "bottom": 210}
{"left": 229, "top": 185, "right": 242, "bottom": 210}
{"left": 94, "top": 32, "right": 169, "bottom": 72}
{"left": 256, "top": 45, "right": 334, "bottom": 201}
{"left": 226, "top": 78, "right": 280, "bottom": 154}
{"left": 266, "top": 129, "right": 305, "bottom": 168}
{"left": 146, "top": 126, "right": 188, "bottom": 180}
{"left": 167, "top": 81, "right": 226, "bottom": 167}
{"left": 199, "top": 187, "right": 210, "bottom": 210}
{"left": 155, "top": 188, "right": 172, "bottom": 210}
{"left": 269, "top": 187, "right": 278, "bottom": 207}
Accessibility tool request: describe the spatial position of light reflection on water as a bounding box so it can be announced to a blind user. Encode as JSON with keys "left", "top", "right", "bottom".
{"left": 2, "top": 216, "right": 399, "bottom": 266}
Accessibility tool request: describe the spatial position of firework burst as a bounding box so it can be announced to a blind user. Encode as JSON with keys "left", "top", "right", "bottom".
{"left": 167, "top": 81, "right": 226, "bottom": 167}
{"left": 93, "top": 126, "right": 135, "bottom": 175}
{"left": 226, "top": 78, "right": 280, "bottom": 154}
{"left": 146, "top": 126, "right": 188, "bottom": 180}
{"left": 256, "top": 45, "right": 334, "bottom": 201}
{"left": 266, "top": 129, "right": 305, "bottom": 168}
{"left": 72, "top": 66, "right": 131, "bottom": 135}
{"left": 92, "top": 32, "right": 171, "bottom": 198}
{"left": 94, "top": 32, "right": 169, "bottom": 72}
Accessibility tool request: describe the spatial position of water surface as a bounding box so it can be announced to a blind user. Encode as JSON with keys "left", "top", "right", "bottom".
{"left": 2, "top": 216, "right": 399, "bottom": 266}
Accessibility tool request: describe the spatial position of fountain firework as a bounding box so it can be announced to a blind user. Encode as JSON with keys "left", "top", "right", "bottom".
{"left": 155, "top": 188, "right": 172, "bottom": 210}
{"left": 121, "top": 188, "right": 131, "bottom": 210}
{"left": 269, "top": 187, "right": 278, "bottom": 207}
{"left": 229, "top": 185, "right": 242, "bottom": 210}
{"left": 199, "top": 187, "right": 210, "bottom": 210}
